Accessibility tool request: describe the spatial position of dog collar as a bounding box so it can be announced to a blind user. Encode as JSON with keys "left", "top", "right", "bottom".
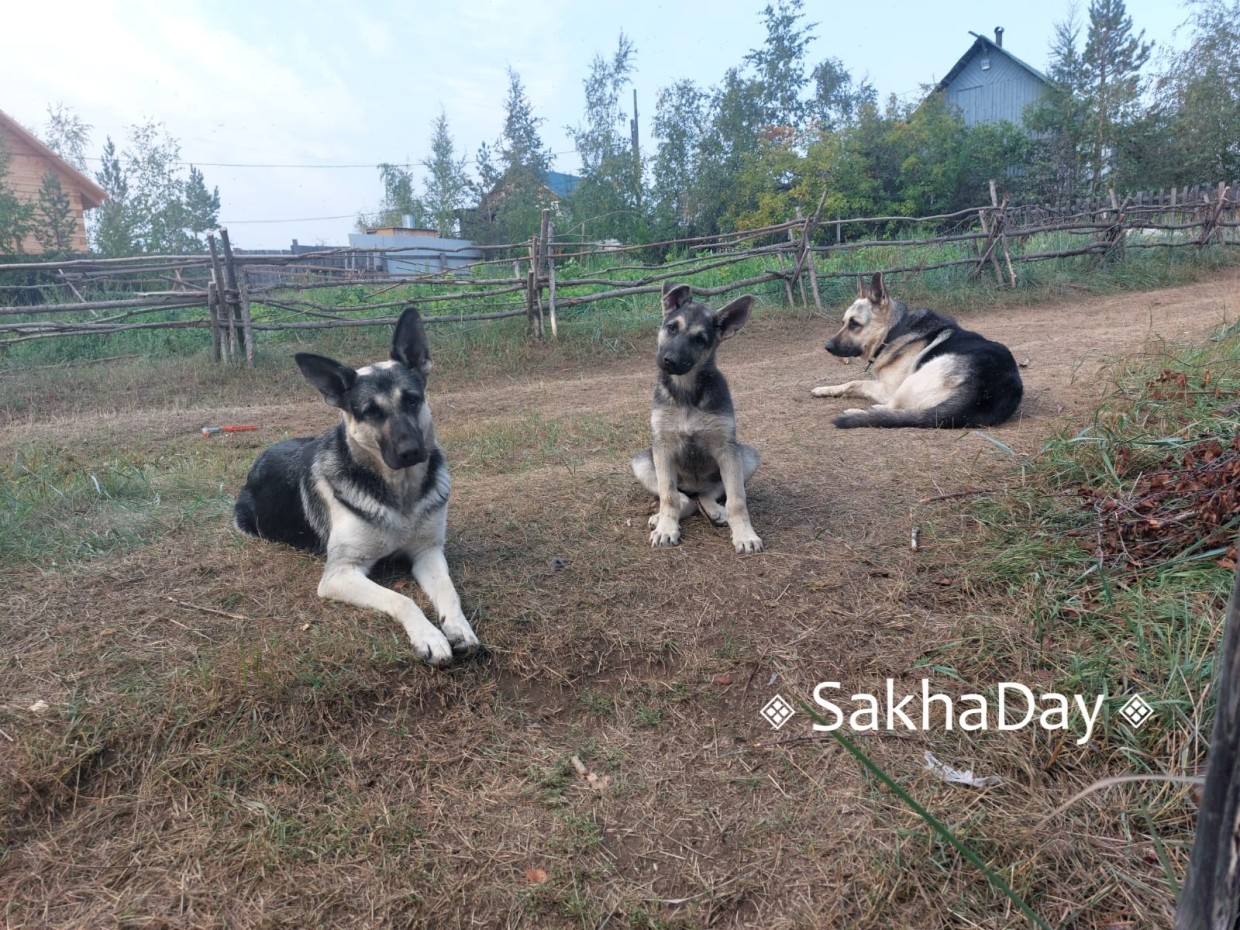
{"left": 864, "top": 339, "right": 891, "bottom": 373}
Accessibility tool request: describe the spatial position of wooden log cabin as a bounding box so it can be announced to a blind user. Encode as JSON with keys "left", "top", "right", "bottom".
{"left": 0, "top": 107, "right": 107, "bottom": 254}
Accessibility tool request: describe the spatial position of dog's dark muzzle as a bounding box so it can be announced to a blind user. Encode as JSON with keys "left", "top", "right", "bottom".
{"left": 825, "top": 336, "right": 862, "bottom": 358}
{"left": 383, "top": 420, "right": 428, "bottom": 470}
{"left": 658, "top": 350, "right": 696, "bottom": 376}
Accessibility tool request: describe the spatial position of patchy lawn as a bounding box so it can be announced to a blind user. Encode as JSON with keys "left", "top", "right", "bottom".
{"left": 2, "top": 270, "right": 1237, "bottom": 929}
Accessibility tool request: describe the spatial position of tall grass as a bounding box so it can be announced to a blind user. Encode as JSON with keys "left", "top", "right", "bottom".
{"left": 966, "top": 328, "right": 1238, "bottom": 773}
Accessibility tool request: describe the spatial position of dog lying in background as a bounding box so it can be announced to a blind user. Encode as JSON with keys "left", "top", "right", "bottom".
{"left": 632, "top": 282, "right": 763, "bottom": 553}
{"left": 812, "top": 273, "right": 1023, "bottom": 428}
{"left": 234, "top": 306, "right": 479, "bottom": 666}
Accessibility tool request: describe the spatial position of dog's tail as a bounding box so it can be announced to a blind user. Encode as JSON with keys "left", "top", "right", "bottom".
{"left": 833, "top": 406, "right": 960, "bottom": 429}
{"left": 233, "top": 490, "right": 261, "bottom": 538}
{"left": 834, "top": 381, "right": 1023, "bottom": 429}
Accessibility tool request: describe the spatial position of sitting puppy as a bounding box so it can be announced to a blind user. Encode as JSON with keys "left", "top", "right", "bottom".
{"left": 812, "top": 273, "right": 1023, "bottom": 428}
{"left": 234, "top": 307, "right": 479, "bottom": 666}
{"left": 632, "top": 282, "right": 763, "bottom": 553}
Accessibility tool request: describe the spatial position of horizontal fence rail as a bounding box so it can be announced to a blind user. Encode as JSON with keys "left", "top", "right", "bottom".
{"left": 0, "top": 181, "right": 1236, "bottom": 359}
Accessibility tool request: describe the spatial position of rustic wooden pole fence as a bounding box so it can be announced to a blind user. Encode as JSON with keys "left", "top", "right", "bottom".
{"left": 1, "top": 183, "right": 1235, "bottom": 354}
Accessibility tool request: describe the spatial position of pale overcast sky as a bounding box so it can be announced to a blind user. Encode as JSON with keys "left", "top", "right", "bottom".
{"left": 1, "top": 0, "right": 1189, "bottom": 249}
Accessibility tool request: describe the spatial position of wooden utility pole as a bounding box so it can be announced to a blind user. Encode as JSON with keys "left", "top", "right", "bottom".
{"left": 630, "top": 89, "right": 642, "bottom": 210}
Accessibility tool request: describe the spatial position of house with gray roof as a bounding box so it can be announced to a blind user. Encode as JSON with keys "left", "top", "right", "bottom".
{"left": 936, "top": 27, "right": 1049, "bottom": 128}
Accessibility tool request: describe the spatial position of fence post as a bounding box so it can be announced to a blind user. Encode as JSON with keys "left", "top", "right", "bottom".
{"left": 1175, "top": 563, "right": 1240, "bottom": 930}
{"left": 239, "top": 267, "right": 255, "bottom": 364}
{"left": 1198, "top": 182, "right": 1230, "bottom": 250}
{"left": 206, "top": 279, "right": 222, "bottom": 363}
{"left": 206, "top": 232, "right": 234, "bottom": 362}
{"left": 974, "top": 201, "right": 1004, "bottom": 284}
{"left": 546, "top": 219, "right": 558, "bottom": 338}
{"left": 219, "top": 228, "right": 253, "bottom": 365}
{"left": 538, "top": 209, "right": 552, "bottom": 337}
{"left": 207, "top": 234, "right": 226, "bottom": 362}
{"left": 787, "top": 224, "right": 808, "bottom": 306}
{"left": 804, "top": 239, "right": 823, "bottom": 313}
{"left": 527, "top": 234, "right": 543, "bottom": 340}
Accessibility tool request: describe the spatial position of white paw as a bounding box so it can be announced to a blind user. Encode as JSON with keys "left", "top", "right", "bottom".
{"left": 407, "top": 623, "right": 454, "bottom": 667}
{"left": 441, "top": 614, "right": 480, "bottom": 656}
{"left": 843, "top": 407, "right": 866, "bottom": 416}
{"left": 647, "top": 513, "right": 660, "bottom": 530}
{"left": 649, "top": 515, "right": 681, "bottom": 548}
{"left": 812, "top": 385, "right": 842, "bottom": 397}
{"left": 732, "top": 529, "right": 764, "bottom": 554}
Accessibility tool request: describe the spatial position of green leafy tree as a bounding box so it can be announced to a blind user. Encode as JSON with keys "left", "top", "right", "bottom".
{"left": 1025, "top": 9, "right": 1093, "bottom": 200}
{"left": 34, "top": 173, "right": 76, "bottom": 255}
{"left": 650, "top": 80, "right": 708, "bottom": 238}
{"left": 181, "top": 166, "right": 221, "bottom": 242}
{"left": 90, "top": 122, "right": 220, "bottom": 255}
{"left": 473, "top": 68, "right": 552, "bottom": 244}
{"left": 42, "top": 103, "right": 91, "bottom": 172}
{"left": 423, "top": 110, "right": 470, "bottom": 237}
{"left": 470, "top": 141, "right": 501, "bottom": 202}
{"left": 0, "top": 142, "right": 35, "bottom": 255}
{"left": 693, "top": 67, "right": 766, "bottom": 235}
{"left": 676, "top": 0, "right": 818, "bottom": 236}
{"left": 1083, "top": 0, "right": 1153, "bottom": 191}
{"left": 567, "top": 33, "right": 643, "bottom": 243}
{"left": 744, "top": 0, "right": 816, "bottom": 132}
{"left": 1155, "top": 0, "right": 1240, "bottom": 183}
{"left": 809, "top": 58, "right": 877, "bottom": 133}
{"left": 92, "top": 137, "right": 134, "bottom": 256}
{"left": 787, "top": 94, "right": 1030, "bottom": 234}
{"left": 360, "top": 162, "right": 428, "bottom": 230}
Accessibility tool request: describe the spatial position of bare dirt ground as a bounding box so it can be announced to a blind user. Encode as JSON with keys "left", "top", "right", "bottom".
{"left": 1, "top": 270, "right": 1237, "bottom": 929}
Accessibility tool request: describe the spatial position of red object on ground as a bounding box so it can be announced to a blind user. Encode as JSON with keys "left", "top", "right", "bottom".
{"left": 201, "top": 425, "right": 259, "bottom": 436}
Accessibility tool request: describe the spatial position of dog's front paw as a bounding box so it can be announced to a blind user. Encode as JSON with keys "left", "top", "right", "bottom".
{"left": 649, "top": 516, "right": 681, "bottom": 548}
{"left": 812, "top": 385, "right": 843, "bottom": 397}
{"left": 732, "top": 529, "right": 764, "bottom": 554}
{"left": 698, "top": 497, "right": 729, "bottom": 525}
{"left": 409, "top": 626, "right": 454, "bottom": 667}
{"left": 441, "top": 614, "right": 480, "bottom": 656}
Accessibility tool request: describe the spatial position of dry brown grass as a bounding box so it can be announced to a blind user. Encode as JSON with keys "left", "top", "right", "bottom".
{"left": 2, "top": 270, "right": 1238, "bottom": 929}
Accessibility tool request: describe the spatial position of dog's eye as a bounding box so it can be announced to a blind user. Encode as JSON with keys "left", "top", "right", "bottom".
{"left": 847, "top": 319, "right": 861, "bottom": 330}
{"left": 694, "top": 333, "right": 709, "bottom": 344}
{"left": 359, "top": 404, "right": 382, "bottom": 420}
{"left": 665, "top": 322, "right": 679, "bottom": 334}
{"left": 402, "top": 394, "right": 423, "bottom": 411}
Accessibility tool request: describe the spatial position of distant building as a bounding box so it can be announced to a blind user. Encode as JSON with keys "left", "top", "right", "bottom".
{"left": 541, "top": 170, "right": 581, "bottom": 201}
{"left": 348, "top": 221, "right": 481, "bottom": 275}
{"left": 935, "top": 28, "right": 1049, "bottom": 128}
{"left": 470, "top": 168, "right": 582, "bottom": 236}
{"left": 0, "top": 107, "right": 107, "bottom": 254}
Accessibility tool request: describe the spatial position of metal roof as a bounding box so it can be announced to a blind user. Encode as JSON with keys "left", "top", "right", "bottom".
{"left": 937, "top": 32, "right": 1050, "bottom": 92}
{"left": 542, "top": 170, "right": 581, "bottom": 200}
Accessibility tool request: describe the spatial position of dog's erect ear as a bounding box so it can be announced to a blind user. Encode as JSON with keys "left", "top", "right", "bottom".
{"left": 391, "top": 305, "right": 432, "bottom": 375}
{"left": 715, "top": 295, "right": 754, "bottom": 340}
{"left": 869, "top": 272, "right": 886, "bottom": 304}
{"left": 295, "top": 353, "right": 357, "bottom": 409}
{"left": 662, "top": 283, "right": 692, "bottom": 316}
